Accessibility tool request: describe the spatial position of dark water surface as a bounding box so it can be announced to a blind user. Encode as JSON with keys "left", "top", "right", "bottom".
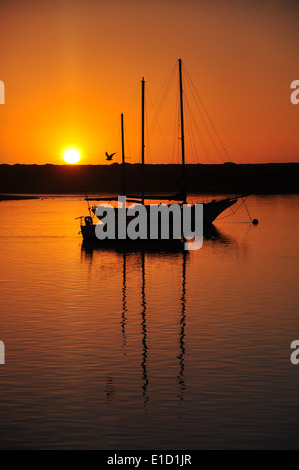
{"left": 0, "top": 195, "right": 299, "bottom": 449}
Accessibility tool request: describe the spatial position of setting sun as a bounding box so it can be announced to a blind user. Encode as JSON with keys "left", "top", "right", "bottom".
{"left": 63, "top": 149, "right": 81, "bottom": 164}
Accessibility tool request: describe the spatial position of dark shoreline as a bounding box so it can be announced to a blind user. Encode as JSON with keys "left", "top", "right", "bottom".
{"left": 0, "top": 163, "right": 298, "bottom": 195}
{"left": 0, "top": 195, "right": 40, "bottom": 201}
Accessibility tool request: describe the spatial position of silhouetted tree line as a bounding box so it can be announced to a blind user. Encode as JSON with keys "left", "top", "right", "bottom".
{"left": 0, "top": 162, "right": 298, "bottom": 195}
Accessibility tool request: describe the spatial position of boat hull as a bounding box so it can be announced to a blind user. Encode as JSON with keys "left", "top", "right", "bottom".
{"left": 202, "top": 197, "right": 237, "bottom": 224}
{"left": 80, "top": 197, "right": 237, "bottom": 244}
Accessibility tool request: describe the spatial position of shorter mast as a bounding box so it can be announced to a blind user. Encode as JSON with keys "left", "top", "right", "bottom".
{"left": 141, "top": 77, "right": 145, "bottom": 205}
{"left": 178, "top": 59, "right": 186, "bottom": 203}
{"left": 121, "top": 113, "right": 126, "bottom": 196}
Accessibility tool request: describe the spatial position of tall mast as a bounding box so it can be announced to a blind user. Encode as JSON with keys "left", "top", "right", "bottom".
{"left": 141, "top": 77, "right": 145, "bottom": 204}
{"left": 178, "top": 59, "right": 186, "bottom": 202}
{"left": 121, "top": 113, "right": 126, "bottom": 195}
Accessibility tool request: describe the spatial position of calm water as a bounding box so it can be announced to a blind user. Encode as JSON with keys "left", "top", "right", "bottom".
{"left": 0, "top": 194, "right": 299, "bottom": 449}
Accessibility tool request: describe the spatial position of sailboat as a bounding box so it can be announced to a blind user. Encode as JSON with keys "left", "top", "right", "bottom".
{"left": 79, "top": 59, "right": 242, "bottom": 243}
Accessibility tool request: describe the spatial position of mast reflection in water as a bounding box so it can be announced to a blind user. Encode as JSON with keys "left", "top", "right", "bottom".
{"left": 81, "top": 242, "right": 192, "bottom": 409}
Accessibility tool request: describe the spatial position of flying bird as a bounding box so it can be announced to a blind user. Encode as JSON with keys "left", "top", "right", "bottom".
{"left": 106, "top": 152, "right": 116, "bottom": 161}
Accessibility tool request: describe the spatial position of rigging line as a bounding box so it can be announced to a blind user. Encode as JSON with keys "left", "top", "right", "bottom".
{"left": 128, "top": 71, "right": 175, "bottom": 165}
{"left": 183, "top": 66, "right": 226, "bottom": 164}
{"left": 146, "top": 87, "right": 171, "bottom": 162}
{"left": 122, "top": 81, "right": 143, "bottom": 164}
{"left": 186, "top": 70, "right": 252, "bottom": 207}
{"left": 243, "top": 198, "right": 253, "bottom": 222}
{"left": 141, "top": 63, "right": 177, "bottom": 164}
{"left": 217, "top": 196, "right": 249, "bottom": 220}
{"left": 131, "top": 129, "right": 143, "bottom": 163}
{"left": 125, "top": 83, "right": 140, "bottom": 163}
{"left": 148, "top": 62, "right": 178, "bottom": 126}
{"left": 184, "top": 92, "right": 213, "bottom": 164}
{"left": 114, "top": 116, "right": 122, "bottom": 159}
{"left": 184, "top": 94, "right": 211, "bottom": 163}
{"left": 171, "top": 87, "right": 180, "bottom": 164}
{"left": 182, "top": 70, "right": 219, "bottom": 165}
{"left": 126, "top": 110, "right": 143, "bottom": 164}
{"left": 125, "top": 81, "right": 140, "bottom": 118}
{"left": 183, "top": 64, "right": 232, "bottom": 162}
{"left": 151, "top": 61, "right": 177, "bottom": 113}
{"left": 144, "top": 95, "right": 153, "bottom": 164}
{"left": 146, "top": 73, "right": 177, "bottom": 147}
{"left": 122, "top": 120, "right": 132, "bottom": 165}
{"left": 183, "top": 63, "right": 248, "bottom": 205}
{"left": 144, "top": 63, "right": 177, "bottom": 144}
{"left": 105, "top": 116, "right": 120, "bottom": 156}
{"left": 184, "top": 94, "right": 199, "bottom": 164}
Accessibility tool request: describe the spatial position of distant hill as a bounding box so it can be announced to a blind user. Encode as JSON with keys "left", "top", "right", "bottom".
{"left": 0, "top": 163, "right": 298, "bottom": 195}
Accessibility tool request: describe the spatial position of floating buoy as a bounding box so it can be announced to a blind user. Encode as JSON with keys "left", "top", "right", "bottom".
{"left": 252, "top": 218, "right": 259, "bottom": 225}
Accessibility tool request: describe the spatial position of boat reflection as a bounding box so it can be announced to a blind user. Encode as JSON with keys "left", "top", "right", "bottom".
{"left": 178, "top": 250, "right": 186, "bottom": 402}
{"left": 81, "top": 224, "right": 235, "bottom": 257}
{"left": 203, "top": 224, "right": 236, "bottom": 246}
{"left": 80, "top": 225, "right": 236, "bottom": 407}
{"left": 140, "top": 250, "right": 149, "bottom": 406}
{"left": 121, "top": 252, "right": 128, "bottom": 352}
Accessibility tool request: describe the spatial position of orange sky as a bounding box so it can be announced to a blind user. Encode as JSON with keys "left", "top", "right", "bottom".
{"left": 0, "top": 0, "right": 298, "bottom": 165}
